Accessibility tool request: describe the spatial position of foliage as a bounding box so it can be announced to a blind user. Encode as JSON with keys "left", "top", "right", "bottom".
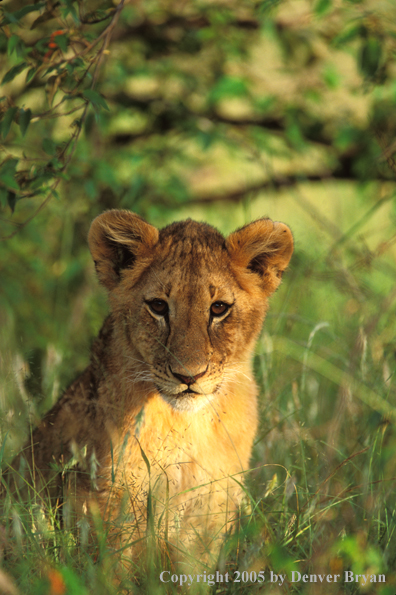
{"left": 1, "top": 0, "right": 396, "bottom": 593}
{"left": 1, "top": 0, "right": 396, "bottom": 231}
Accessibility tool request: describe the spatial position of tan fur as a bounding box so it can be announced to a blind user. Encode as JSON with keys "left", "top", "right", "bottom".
{"left": 6, "top": 210, "right": 293, "bottom": 558}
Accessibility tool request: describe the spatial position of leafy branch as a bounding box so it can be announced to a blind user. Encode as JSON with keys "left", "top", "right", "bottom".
{"left": 0, "top": 0, "right": 125, "bottom": 239}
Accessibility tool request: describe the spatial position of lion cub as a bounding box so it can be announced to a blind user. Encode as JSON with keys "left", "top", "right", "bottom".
{"left": 8, "top": 210, "right": 293, "bottom": 557}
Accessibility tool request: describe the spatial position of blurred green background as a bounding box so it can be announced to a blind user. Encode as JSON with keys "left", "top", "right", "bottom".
{"left": 1, "top": 0, "right": 396, "bottom": 593}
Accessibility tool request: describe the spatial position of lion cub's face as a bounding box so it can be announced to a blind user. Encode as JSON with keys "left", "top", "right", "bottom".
{"left": 88, "top": 211, "right": 293, "bottom": 412}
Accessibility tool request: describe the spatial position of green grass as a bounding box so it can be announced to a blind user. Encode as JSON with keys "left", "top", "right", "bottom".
{"left": 1, "top": 182, "right": 396, "bottom": 593}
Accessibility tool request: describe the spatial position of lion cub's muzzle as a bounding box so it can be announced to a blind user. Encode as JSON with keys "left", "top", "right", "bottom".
{"left": 151, "top": 361, "right": 222, "bottom": 410}
{"left": 170, "top": 365, "right": 208, "bottom": 387}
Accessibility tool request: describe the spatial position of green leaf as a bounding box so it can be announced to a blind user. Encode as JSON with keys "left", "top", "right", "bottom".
{"left": 198, "top": 27, "right": 216, "bottom": 42}
{"left": 1, "top": 11, "right": 18, "bottom": 25}
{"left": 285, "top": 113, "right": 305, "bottom": 149}
{"left": 19, "top": 108, "right": 32, "bottom": 137}
{"left": 83, "top": 89, "right": 110, "bottom": 111}
{"left": 48, "top": 157, "right": 63, "bottom": 171}
{"left": 2, "top": 3, "right": 46, "bottom": 25}
{"left": 7, "top": 35, "right": 21, "bottom": 56}
{"left": 0, "top": 175, "right": 19, "bottom": 191}
{"left": 359, "top": 36, "right": 382, "bottom": 78}
{"left": 42, "top": 138, "right": 56, "bottom": 155}
{"left": 84, "top": 111, "right": 95, "bottom": 135}
{"left": 83, "top": 9, "right": 113, "bottom": 24}
{"left": 26, "top": 67, "right": 37, "bottom": 84}
{"left": 2, "top": 62, "right": 27, "bottom": 85}
{"left": 30, "top": 173, "right": 53, "bottom": 190}
{"left": 323, "top": 64, "right": 340, "bottom": 89}
{"left": 314, "top": 0, "right": 332, "bottom": 15}
{"left": 0, "top": 187, "right": 8, "bottom": 208}
{"left": 196, "top": 130, "right": 215, "bottom": 150}
{"left": 61, "top": 0, "right": 80, "bottom": 24}
{"left": 55, "top": 34, "right": 68, "bottom": 53}
{"left": 70, "top": 57, "right": 85, "bottom": 69}
{"left": 255, "top": 95, "right": 275, "bottom": 113}
{"left": 0, "top": 158, "right": 19, "bottom": 191}
{"left": 335, "top": 126, "right": 360, "bottom": 151}
{"left": 209, "top": 76, "right": 248, "bottom": 104}
{"left": 1, "top": 106, "right": 18, "bottom": 139}
{"left": 332, "top": 25, "right": 362, "bottom": 47}
{"left": 7, "top": 191, "right": 17, "bottom": 213}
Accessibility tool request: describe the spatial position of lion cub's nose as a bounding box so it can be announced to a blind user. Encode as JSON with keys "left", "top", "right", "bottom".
{"left": 171, "top": 367, "right": 207, "bottom": 386}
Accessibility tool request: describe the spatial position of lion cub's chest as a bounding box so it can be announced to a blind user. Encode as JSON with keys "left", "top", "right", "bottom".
{"left": 128, "top": 397, "right": 225, "bottom": 483}
{"left": 110, "top": 395, "right": 240, "bottom": 524}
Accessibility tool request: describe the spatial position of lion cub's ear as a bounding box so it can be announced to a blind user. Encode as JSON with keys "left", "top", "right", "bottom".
{"left": 88, "top": 210, "right": 159, "bottom": 290}
{"left": 226, "top": 218, "right": 293, "bottom": 295}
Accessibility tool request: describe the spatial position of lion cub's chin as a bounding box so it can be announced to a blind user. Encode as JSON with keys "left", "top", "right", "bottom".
{"left": 158, "top": 389, "right": 216, "bottom": 412}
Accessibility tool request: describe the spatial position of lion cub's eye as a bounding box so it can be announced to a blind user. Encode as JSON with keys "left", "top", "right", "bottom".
{"left": 147, "top": 299, "right": 169, "bottom": 316}
{"left": 210, "top": 301, "right": 229, "bottom": 317}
